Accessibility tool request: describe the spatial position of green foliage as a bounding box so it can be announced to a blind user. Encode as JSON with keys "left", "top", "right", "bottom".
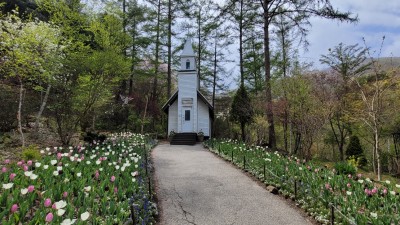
{"left": 231, "top": 85, "right": 253, "bottom": 125}
{"left": 83, "top": 131, "right": 106, "bottom": 144}
{"left": 231, "top": 85, "right": 254, "bottom": 141}
{"left": 346, "top": 135, "right": 363, "bottom": 158}
{"left": 357, "top": 155, "right": 368, "bottom": 168}
{"left": 334, "top": 161, "right": 357, "bottom": 175}
{"left": 21, "top": 145, "right": 42, "bottom": 161}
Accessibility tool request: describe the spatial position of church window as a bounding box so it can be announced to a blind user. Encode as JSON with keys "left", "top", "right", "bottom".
{"left": 186, "top": 60, "right": 190, "bottom": 69}
{"left": 185, "top": 110, "right": 190, "bottom": 121}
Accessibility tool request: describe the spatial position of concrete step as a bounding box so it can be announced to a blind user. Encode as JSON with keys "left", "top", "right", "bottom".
{"left": 170, "top": 133, "right": 197, "bottom": 145}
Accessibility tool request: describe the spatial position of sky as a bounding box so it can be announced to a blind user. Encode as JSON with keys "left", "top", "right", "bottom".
{"left": 301, "top": 0, "right": 400, "bottom": 68}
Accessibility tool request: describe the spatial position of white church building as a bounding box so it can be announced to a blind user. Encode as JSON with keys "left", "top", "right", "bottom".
{"left": 162, "top": 40, "right": 214, "bottom": 139}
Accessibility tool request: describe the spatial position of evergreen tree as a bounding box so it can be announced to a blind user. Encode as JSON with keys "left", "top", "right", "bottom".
{"left": 346, "top": 135, "right": 363, "bottom": 158}
{"left": 231, "top": 85, "right": 253, "bottom": 142}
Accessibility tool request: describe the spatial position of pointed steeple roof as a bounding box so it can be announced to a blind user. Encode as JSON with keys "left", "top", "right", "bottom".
{"left": 181, "top": 39, "right": 195, "bottom": 57}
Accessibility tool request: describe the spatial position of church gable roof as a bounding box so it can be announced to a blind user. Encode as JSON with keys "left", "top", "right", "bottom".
{"left": 162, "top": 90, "right": 214, "bottom": 117}
{"left": 181, "top": 39, "right": 195, "bottom": 57}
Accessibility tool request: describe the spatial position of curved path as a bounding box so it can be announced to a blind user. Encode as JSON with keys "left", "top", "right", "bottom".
{"left": 152, "top": 143, "right": 313, "bottom": 225}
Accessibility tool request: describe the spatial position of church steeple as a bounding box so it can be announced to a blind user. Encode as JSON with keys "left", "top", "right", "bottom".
{"left": 180, "top": 39, "right": 196, "bottom": 71}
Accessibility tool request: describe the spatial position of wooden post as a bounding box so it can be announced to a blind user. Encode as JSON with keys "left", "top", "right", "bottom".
{"left": 263, "top": 163, "right": 266, "bottom": 181}
{"left": 231, "top": 150, "right": 233, "bottom": 162}
{"left": 130, "top": 204, "right": 136, "bottom": 225}
{"left": 294, "top": 180, "right": 297, "bottom": 200}
{"left": 244, "top": 155, "right": 246, "bottom": 170}
{"left": 148, "top": 177, "right": 152, "bottom": 199}
{"left": 145, "top": 146, "right": 148, "bottom": 176}
{"left": 330, "top": 204, "right": 335, "bottom": 225}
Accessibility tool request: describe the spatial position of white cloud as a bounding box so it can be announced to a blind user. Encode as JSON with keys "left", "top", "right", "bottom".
{"left": 302, "top": 0, "right": 400, "bottom": 68}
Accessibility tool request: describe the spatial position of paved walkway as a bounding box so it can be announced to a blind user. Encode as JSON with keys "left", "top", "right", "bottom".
{"left": 152, "top": 143, "right": 313, "bottom": 225}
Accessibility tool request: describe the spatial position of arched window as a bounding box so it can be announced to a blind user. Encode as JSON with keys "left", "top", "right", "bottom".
{"left": 186, "top": 59, "right": 190, "bottom": 69}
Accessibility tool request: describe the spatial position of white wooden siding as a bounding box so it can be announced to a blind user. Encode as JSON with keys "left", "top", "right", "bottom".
{"left": 178, "top": 72, "right": 198, "bottom": 133}
{"left": 168, "top": 100, "right": 178, "bottom": 135}
{"left": 197, "top": 100, "right": 210, "bottom": 136}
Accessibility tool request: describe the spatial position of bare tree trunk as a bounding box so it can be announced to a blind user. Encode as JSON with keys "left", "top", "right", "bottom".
{"left": 239, "top": 0, "right": 244, "bottom": 87}
{"left": 372, "top": 145, "right": 376, "bottom": 175}
{"left": 212, "top": 36, "right": 217, "bottom": 107}
{"left": 374, "top": 128, "right": 381, "bottom": 181}
{"left": 141, "top": 96, "right": 149, "bottom": 134}
{"left": 197, "top": 7, "right": 202, "bottom": 88}
{"left": 18, "top": 79, "right": 25, "bottom": 147}
{"left": 35, "top": 84, "right": 51, "bottom": 134}
{"left": 263, "top": 1, "right": 276, "bottom": 149}
{"left": 150, "top": 0, "right": 162, "bottom": 130}
{"left": 167, "top": 0, "right": 172, "bottom": 98}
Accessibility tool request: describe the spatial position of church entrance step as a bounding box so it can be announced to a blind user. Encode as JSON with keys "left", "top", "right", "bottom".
{"left": 170, "top": 133, "right": 197, "bottom": 145}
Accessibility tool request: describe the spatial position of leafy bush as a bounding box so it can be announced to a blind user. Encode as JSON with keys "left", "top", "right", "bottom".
{"left": 357, "top": 155, "right": 368, "bottom": 168}
{"left": 83, "top": 131, "right": 107, "bottom": 143}
{"left": 346, "top": 135, "right": 363, "bottom": 158}
{"left": 334, "top": 161, "right": 356, "bottom": 175}
{"left": 21, "top": 145, "right": 42, "bottom": 161}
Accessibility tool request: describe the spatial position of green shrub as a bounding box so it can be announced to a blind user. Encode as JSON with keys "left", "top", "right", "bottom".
{"left": 357, "top": 155, "right": 368, "bottom": 168}
{"left": 334, "top": 161, "right": 357, "bottom": 175}
{"left": 346, "top": 135, "right": 363, "bottom": 158}
{"left": 83, "top": 131, "right": 107, "bottom": 143}
{"left": 21, "top": 145, "right": 42, "bottom": 161}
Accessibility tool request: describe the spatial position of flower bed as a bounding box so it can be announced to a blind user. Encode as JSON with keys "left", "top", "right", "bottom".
{"left": 204, "top": 139, "right": 400, "bottom": 225}
{"left": 1, "top": 133, "right": 157, "bottom": 225}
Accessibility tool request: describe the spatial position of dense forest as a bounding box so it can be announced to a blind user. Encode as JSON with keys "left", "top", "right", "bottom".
{"left": 1, "top": 0, "right": 399, "bottom": 181}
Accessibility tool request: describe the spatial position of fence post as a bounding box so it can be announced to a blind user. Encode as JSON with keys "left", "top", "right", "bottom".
{"left": 263, "top": 163, "right": 266, "bottom": 182}
{"left": 244, "top": 155, "right": 246, "bottom": 170}
{"left": 218, "top": 145, "right": 221, "bottom": 154}
{"left": 148, "top": 177, "right": 152, "bottom": 199}
{"left": 231, "top": 150, "right": 233, "bottom": 162}
{"left": 294, "top": 180, "right": 297, "bottom": 200}
{"left": 144, "top": 146, "right": 148, "bottom": 176}
{"left": 130, "top": 204, "right": 136, "bottom": 225}
{"left": 330, "top": 203, "right": 335, "bottom": 225}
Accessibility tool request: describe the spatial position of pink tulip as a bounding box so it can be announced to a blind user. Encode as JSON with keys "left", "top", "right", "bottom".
{"left": 45, "top": 212, "right": 53, "bottom": 222}
{"left": 1, "top": 167, "right": 7, "bottom": 173}
{"left": 44, "top": 198, "right": 52, "bottom": 207}
{"left": 4, "top": 159, "right": 10, "bottom": 164}
{"left": 347, "top": 183, "right": 351, "bottom": 188}
{"left": 57, "top": 153, "right": 62, "bottom": 160}
{"left": 9, "top": 173, "right": 16, "bottom": 181}
{"left": 114, "top": 187, "right": 118, "bottom": 193}
{"left": 357, "top": 173, "right": 362, "bottom": 178}
{"left": 11, "top": 204, "right": 18, "bottom": 213}
{"left": 63, "top": 191, "right": 68, "bottom": 198}
{"left": 27, "top": 185, "right": 34, "bottom": 193}
{"left": 371, "top": 187, "right": 378, "bottom": 195}
{"left": 383, "top": 188, "right": 388, "bottom": 195}
{"left": 52, "top": 203, "right": 57, "bottom": 209}
{"left": 17, "top": 161, "right": 23, "bottom": 166}
{"left": 325, "top": 183, "right": 331, "bottom": 190}
{"left": 348, "top": 174, "right": 352, "bottom": 179}
{"left": 27, "top": 160, "right": 32, "bottom": 166}
{"left": 23, "top": 165, "right": 28, "bottom": 171}
{"left": 365, "top": 188, "right": 371, "bottom": 196}
{"left": 95, "top": 171, "right": 99, "bottom": 179}
{"left": 111, "top": 176, "right": 116, "bottom": 182}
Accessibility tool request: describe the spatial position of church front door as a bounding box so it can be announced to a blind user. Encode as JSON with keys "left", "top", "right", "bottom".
{"left": 182, "top": 107, "right": 193, "bottom": 132}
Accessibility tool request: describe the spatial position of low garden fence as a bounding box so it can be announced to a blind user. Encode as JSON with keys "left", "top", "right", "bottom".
{"left": 204, "top": 139, "right": 399, "bottom": 225}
